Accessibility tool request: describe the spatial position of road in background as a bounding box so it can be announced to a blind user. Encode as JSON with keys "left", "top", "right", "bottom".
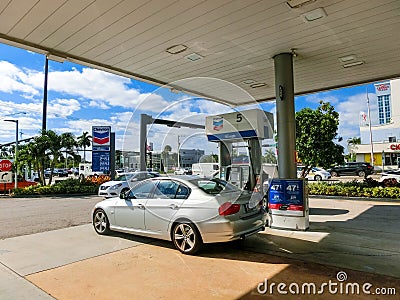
{"left": 0, "top": 195, "right": 102, "bottom": 239}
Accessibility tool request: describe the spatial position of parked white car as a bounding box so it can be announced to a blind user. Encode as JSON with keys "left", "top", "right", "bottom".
{"left": 297, "top": 167, "right": 331, "bottom": 181}
{"left": 379, "top": 169, "right": 400, "bottom": 182}
{"left": 98, "top": 171, "right": 160, "bottom": 198}
{"left": 174, "top": 168, "right": 186, "bottom": 175}
{"left": 93, "top": 176, "right": 267, "bottom": 254}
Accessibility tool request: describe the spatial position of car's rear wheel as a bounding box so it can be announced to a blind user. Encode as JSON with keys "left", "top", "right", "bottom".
{"left": 331, "top": 171, "right": 338, "bottom": 177}
{"left": 172, "top": 222, "right": 202, "bottom": 255}
{"left": 93, "top": 209, "right": 110, "bottom": 235}
{"left": 358, "top": 170, "right": 366, "bottom": 177}
{"left": 314, "top": 175, "right": 322, "bottom": 181}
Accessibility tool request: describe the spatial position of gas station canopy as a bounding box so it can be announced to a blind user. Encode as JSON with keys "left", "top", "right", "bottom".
{"left": 0, "top": 0, "right": 399, "bottom": 106}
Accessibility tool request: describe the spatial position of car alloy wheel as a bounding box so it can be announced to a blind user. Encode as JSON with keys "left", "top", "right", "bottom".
{"left": 358, "top": 170, "right": 366, "bottom": 177}
{"left": 172, "top": 222, "right": 202, "bottom": 255}
{"left": 315, "top": 175, "right": 322, "bottom": 181}
{"left": 93, "top": 209, "right": 110, "bottom": 235}
{"left": 331, "top": 171, "right": 338, "bottom": 177}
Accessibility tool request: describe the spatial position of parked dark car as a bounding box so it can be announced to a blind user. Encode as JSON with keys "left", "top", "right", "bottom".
{"left": 56, "top": 168, "right": 69, "bottom": 177}
{"left": 328, "top": 162, "right": 374, "bottom": 177}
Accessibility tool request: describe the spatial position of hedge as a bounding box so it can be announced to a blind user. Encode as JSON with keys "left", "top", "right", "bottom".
{"left": 308, "top": 178, "right": 400, "bottom": 199}
{"left": 13, "top": 178, "right": 99, "bottom": 196}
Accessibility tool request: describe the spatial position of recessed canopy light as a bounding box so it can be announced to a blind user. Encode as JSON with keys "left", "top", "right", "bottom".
{"left": 343, "top": 61, "right": 364, "bottom": 68}
{"left": 287, "top": 0, "right": 316, "bottom": 9}
{"left": 242, "top": 79, "right": 257, "bottom": 85}
{"left": 185, "top": 53, "right": 203, "bottom": 61}
{"left": 250, "top": 83, "right": 267, "bottom": 88}
{"left": 301, "top": 7, "right": 327, "bottom": 22}
{"left": 339, "top": 55, "right": 356, "bottom": 63}
{"left": 166, "top": 44, "right": 187, "bottom": 54}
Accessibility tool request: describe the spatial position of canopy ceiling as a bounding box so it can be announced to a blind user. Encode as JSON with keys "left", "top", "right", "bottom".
{"left": 0, "top": 0, "right": 399, "bottom": 106}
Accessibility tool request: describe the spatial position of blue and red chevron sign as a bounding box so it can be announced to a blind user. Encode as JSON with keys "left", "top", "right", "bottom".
{"left": 92, "top": 126, "right": 111, "bottom": 146}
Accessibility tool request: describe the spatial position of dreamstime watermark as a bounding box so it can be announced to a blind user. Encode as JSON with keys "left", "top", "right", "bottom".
{"left": 257, "top": 271, "right": 396, "bottom": 296}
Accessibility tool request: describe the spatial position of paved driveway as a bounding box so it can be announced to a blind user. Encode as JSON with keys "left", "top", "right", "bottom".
{"left": 0, "top": 196, "right": 399, "bottom": 299}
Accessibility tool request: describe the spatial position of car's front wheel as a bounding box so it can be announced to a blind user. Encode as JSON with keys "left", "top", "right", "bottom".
{"left": 93, "top": 209, "right": 110, "bottom": 235}
{"left": 172, "top": 222, "right": 202, "bottom": 255}
{"left": 314, "top": 175, "right": 322, "bottom": 181}
{"left": 358, "top": 170, "right": 366, "bottom": 177}
{"left": 331, "top": 171, "right": 338, "bottom": 177}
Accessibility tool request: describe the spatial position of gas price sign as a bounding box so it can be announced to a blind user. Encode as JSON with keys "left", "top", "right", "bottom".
{"left": 268, "top": 179, "right": 305, "bottom": 216}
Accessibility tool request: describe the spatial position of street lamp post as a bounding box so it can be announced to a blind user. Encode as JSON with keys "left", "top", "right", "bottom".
{"left": 4, "top": 119, "right": 18, "bottom": 189}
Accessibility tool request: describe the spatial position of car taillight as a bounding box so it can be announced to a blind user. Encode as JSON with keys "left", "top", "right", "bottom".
{"left": 219, "top": 202, "right": 241, "bottom": 216}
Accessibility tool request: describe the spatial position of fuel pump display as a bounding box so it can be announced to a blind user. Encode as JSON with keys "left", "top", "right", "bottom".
{"left": 268, "top": 179, "right": 309, "bottom": 230}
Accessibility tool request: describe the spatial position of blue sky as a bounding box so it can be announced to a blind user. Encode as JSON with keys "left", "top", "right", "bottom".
{"left": 0, "top": 42, "right": 380, "bottom": 159}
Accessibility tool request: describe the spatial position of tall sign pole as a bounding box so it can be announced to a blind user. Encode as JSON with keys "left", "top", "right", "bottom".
{"left": 42, "top": 56, "right": 48, "bottom": 131}
{"left": 367, "top": 87, "right": 374, "bottom": 166}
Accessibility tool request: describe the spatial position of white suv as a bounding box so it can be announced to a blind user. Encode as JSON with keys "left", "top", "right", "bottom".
{"left": 98, "top": 171, "right": 160, "bottom": 198}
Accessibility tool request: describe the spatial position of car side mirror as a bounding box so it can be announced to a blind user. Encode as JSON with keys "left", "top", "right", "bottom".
{"left": 120, "top": 191, "right": 136, "bottom": 200}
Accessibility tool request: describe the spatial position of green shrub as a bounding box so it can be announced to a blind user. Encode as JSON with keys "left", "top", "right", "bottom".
{"left": 308, "top": 181, "right": 400, "bottom": 199}
{"left": 13, "top": 178, "right": 99, "bottom": 196}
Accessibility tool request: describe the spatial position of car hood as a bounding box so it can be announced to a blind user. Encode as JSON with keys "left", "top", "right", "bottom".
{"left": 100, "top": 181, "right": 124, "bottom": 188}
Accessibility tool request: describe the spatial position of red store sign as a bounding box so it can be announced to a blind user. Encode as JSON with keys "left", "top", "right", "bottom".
{"left": 390, "top": 144, "right": 400, "bottom": 150}
{"left": 376, "top": 84, "right": 389, "bottom": 92}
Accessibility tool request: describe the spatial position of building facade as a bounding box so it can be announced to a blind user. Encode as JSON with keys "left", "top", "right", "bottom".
{"left": 179, "top": 149, "right": 204, "bottom": 168}
{"left": 357, "top": 79, "right": 400, "bottom": 169}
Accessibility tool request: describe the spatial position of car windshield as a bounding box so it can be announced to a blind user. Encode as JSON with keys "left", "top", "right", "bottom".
{"left": 189, "top": 178, "right": 240, "bottom": 195}
{"left": 115, "top": 174, "right": 135, "bottom": 181}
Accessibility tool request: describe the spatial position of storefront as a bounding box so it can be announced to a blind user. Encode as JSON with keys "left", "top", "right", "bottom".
{"left": 355, "top": 143, "right": 400, "bottom": 169}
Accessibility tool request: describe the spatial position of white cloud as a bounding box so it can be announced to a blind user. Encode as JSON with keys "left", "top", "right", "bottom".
{"left": 89, "top": 100, "right": 110, "bottom": 109}
{"left": 304, "top": 93, "right": 340, "bottom": 105}
{"left": 48, "top": 98, "right": 81, "bottom": 118}
{"left": 0, "top": 61, "right": 40, "bottom": 96}
{"left": 25, "top": 67, "right": 170, "bottom": 112}
{"left": 0, "top": 61, "right": 171, "bottom": 113}
{"left": 336, "top": 93, "right": 377, "bottom": 138}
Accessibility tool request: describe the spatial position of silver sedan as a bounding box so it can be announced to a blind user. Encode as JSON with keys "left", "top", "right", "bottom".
{"left": 92, "top": 176, "right": 266, "bottom": 254}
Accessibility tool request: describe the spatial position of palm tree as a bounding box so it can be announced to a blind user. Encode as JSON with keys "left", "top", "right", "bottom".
{"left": 262, "top": 149, "right": 278, "bottom": 164}
{"left": 77, "top": 132, "right": 92, "bottom": 163}
{"left": 0, "top": 146, "right": 9, "bottom": 158}
{"left": 19, "top": 134, "right": 50, "bottom": 185}
{"left": 60, "top": 132, "right": 77, "bottom": 167}
{"left": 41, "top": 130, "right": 63, "bottom": 184}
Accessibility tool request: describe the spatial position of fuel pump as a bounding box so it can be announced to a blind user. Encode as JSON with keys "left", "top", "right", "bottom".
{"left": 206, "top": 108, "right": 308, "bottom": 231}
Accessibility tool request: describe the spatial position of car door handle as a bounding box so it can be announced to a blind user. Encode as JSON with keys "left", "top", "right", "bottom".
{"left": 168, "top": 204, "right": 178, "bottom": 210}
{"left": 137, "top": 204, "right": 145, "bottom": 209}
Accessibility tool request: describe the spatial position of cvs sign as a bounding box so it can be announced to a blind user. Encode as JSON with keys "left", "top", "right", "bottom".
{"left": 390, "top": 144, "right": 400, "bottom": 151}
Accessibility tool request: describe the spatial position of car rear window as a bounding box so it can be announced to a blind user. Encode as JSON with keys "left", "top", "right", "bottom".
{"left": 190, "top": 178, "right": 240, "bottom": 195}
